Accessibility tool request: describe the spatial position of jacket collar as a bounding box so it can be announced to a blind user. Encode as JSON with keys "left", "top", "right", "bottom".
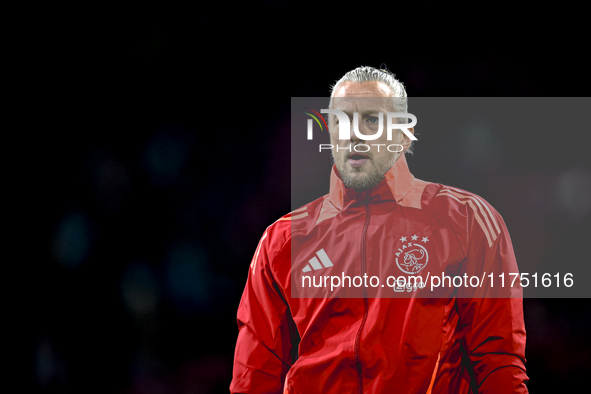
{"left": 328, "top": 154, "right": 420, "bottom": 211}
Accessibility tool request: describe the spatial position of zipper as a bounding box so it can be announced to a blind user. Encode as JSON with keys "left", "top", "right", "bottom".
{"left": 354, "top": 192, "right": 371, "bottom": 394}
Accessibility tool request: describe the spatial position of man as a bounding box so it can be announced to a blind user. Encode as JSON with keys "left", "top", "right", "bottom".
{"left": 230, "top": 66, "right": 528, "bottom": 393}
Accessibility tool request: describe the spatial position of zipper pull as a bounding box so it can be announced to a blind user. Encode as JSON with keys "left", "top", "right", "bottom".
{"left": 363, "top": 190, "right": 371, "bottom": 204}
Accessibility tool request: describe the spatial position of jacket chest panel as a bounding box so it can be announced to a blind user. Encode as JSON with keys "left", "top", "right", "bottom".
{"left": 290, "top": 206, "right": 464, "bottom": 300}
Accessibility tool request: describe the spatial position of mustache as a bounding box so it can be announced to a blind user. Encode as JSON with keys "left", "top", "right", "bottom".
{"left": 347, "top": 144, "right": 373, "bottom": 159}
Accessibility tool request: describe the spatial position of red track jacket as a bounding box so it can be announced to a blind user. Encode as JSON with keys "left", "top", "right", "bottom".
{"left": 231, "top": 154, "right": 528, "bottom": 393}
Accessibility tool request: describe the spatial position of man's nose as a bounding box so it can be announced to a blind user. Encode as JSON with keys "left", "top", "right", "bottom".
{"left": 350, "top": 120, "right": 365, "bottom": 143}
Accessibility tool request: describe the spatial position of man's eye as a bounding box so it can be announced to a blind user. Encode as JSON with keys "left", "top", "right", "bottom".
{"left": 368, "top": 116, "right": 378, "bottom": 124}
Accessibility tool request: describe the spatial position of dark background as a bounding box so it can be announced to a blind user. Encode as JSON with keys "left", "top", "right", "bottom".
{"left": 27, "top": 2, "right": 590, "bottom": 393}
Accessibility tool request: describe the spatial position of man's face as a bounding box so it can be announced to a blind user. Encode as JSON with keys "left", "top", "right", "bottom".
{"left": 330, "top": 81, "right": 407, "bottom": 191}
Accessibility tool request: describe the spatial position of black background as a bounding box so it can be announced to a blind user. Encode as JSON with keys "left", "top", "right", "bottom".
{"left": 26, "top": 1, "right": 590, "bottom": 393}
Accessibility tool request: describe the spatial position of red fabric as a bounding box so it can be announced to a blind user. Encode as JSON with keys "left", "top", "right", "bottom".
{"left": 231, "top": 156, "right": 528, "bottom": 393}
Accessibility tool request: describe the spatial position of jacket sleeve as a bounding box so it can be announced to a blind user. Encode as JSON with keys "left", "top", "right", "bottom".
{"left": 230, "top": 225, "right": 296, "bottom": 394}
{"left": 455, "top": 200, "right": 529, "bottom": 393}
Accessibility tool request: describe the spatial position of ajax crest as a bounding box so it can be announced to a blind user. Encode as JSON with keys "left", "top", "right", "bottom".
{"left": 395, "top": 235, "right": 430, "bottom": 274}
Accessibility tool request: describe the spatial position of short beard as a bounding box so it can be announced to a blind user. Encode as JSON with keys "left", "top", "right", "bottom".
{"left": 332, "top": 149, "right": 400, "bottom": 192}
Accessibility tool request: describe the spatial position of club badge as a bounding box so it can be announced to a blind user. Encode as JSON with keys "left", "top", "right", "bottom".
{"left": 395, "top": 234, "right": 430, "bottom": 274}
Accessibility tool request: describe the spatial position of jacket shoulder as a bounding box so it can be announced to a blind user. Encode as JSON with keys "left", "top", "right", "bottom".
{"left": 426, "top": 184, "right": 501, "bottom": 219}
{"left": 263, "top": 195, "right": 328, "bottom": 247}
{"left": 423, "top": 184, "right": 504, "bottom": 250}
{"left": 250, "top": 197, "right": 326, "bottom": 276}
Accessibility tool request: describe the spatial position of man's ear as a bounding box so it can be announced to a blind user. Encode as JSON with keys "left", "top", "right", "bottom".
{"left": 400, "top": 127, "right": 415, "bottom": 150}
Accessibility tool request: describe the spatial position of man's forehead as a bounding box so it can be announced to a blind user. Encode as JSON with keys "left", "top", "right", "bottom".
{"left": 332, "top": 81, "right": 394, "bottom": 111}
{"left": 333, "top": 81, "right": 392, "bottom": 97}
{"left": 332, "top": 95, "right": 393, "bottom": 112}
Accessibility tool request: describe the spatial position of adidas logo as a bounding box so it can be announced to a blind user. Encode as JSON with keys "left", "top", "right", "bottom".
{"left": 302, "top": 249, "right": 334, "bottom": 272}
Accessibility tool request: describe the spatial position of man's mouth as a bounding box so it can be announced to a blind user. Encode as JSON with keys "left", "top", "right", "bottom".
{"left": 347, "top": 153, "right": 370, "bottom": 168}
